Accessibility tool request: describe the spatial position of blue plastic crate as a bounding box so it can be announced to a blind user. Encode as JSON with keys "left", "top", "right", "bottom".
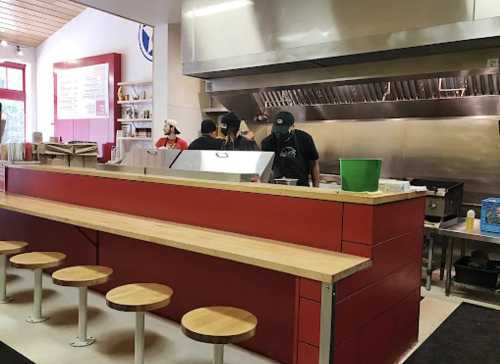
{"left": 481, "top": 198, "right": 500, "bottom": 234}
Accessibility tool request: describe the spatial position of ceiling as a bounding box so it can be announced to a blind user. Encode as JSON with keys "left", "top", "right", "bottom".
{"left": 0, "top": 0, "right": 86, "bottom": 48}
{"left": 72, "top": 0, "right": 182, "bottom": 25}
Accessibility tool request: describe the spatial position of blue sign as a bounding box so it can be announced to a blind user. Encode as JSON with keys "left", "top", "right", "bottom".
{"left": 138, "top": 24, "right": 153, "bottom": 62}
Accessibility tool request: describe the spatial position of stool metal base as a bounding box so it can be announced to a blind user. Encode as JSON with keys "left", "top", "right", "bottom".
{"left": 26, "top": 316, "right": 49, "bottom": 324}
{"left": 214, "top": 344, "right": 224, "bottom": 364}
{"left": 71, "top": 287, "right": 96, "bottom": 348}
{"left": 71, "top": 337, "right": 96, "bottom": 347}
{"left": 27, "top": 268, "right": 47, "bottom": 324}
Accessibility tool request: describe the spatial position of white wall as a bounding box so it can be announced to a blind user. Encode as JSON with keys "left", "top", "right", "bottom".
{"left": 36, "top": 8, "right": 152, "bottom": 140}
{"left": 0, "top": 46, "right": 36, "bottom": 142}
{"left": 167, "top": 23, "right": 202, "bottom": 143}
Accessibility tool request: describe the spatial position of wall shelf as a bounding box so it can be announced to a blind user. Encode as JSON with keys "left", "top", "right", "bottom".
{"left": 118, "top": 118, "right": 153, "bottom": 123}
{"left": 118, "top": 99, "right": 153, "bottom": 105}
{"left": 118, "top": 80, "right": 152, "bottom": 86}
{"left": 117, "top": 137, "right": 152, "bottom": 141}
{"left": 203, "top": 107, "right": 228, "bottom": 113}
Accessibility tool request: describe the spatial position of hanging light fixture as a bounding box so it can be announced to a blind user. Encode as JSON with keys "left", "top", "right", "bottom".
{"left": 0, "top": 40, "right": 7, "bottom": 47}
{"left": 16, "top": 45, "right": 23, "bottom": 56}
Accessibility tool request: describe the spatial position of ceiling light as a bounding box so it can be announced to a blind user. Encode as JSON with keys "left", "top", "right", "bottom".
{"left": 185, "top": 0, "right": 254, "bottom": 18}
{"left": 16, "top": 45, "right": 23, "bottom": 56}
{"left": 0, "top": 40, "right": 7, "bottom": 47}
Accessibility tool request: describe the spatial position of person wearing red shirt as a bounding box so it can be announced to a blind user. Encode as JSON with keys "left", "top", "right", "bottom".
{"left": 155, "top": 119, "right": 188, "bottom": 150}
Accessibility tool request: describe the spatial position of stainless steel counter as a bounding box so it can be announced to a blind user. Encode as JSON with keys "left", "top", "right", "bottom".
{"left": 439, "top": 219, "right": 500, "bottom": 245}
{"left": 437, "top": 218, "right": 500, "bottom": 296}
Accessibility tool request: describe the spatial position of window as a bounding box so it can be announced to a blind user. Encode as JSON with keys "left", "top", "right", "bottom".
{"left": 0, "top": 62, "right": 26, "bottom": 143}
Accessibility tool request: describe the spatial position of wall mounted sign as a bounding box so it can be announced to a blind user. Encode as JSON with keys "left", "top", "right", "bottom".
{"left": 139, "top": 24, "right": 154, "bottom": 62}
{"left": 56, "top": 63, "right": 109, "bottom": 120}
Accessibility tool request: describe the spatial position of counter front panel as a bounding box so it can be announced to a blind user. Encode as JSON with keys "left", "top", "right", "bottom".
{"left": 2, "top": 165, "right": 426, "bottom": 364}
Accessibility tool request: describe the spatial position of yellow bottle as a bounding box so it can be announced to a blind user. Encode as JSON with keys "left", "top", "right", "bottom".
{"left": 466, "top": 210, "right": 475, "bottom": 232}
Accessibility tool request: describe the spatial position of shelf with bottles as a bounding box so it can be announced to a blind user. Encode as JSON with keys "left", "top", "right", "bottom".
{"left": 118, "top": 118, "right": 153, "bottom": 123}
{"left": 117, "top": 80, "right": 152, "bottom": 87}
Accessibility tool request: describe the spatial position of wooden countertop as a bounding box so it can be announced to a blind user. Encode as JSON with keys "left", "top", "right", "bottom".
{"left": 7, "top": 164, "right": 425, "bottom": 205}
{"left": 0, "top": 192, "right": 371, "bottom": 283}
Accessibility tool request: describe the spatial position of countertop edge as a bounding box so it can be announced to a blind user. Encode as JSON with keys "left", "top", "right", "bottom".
{"left": 0, "top": 192, "right": 372, "bottom": 283}
{"left": 7, "top": 164, "right": 426, "bottom": 205}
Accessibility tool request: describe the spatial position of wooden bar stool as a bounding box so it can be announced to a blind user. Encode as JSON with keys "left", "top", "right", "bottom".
{"left": 0, "top": 241, "right": 28, "bottom": 303}
{"left": 106, "top": 283, "right": 173, "bottom": 364}
{"left": 53, "top": 265, "right": 113, "bottom": 347}
{"left": 10, "top": 252, "right": 66, "bottom": 323}
{"left": 181, "top": 307, "right": 258, "bottom": 364}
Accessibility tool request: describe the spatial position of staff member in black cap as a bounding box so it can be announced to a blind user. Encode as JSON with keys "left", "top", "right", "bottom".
{"left": 188, "top": 119, "right": 224, "bottom": 150}
{"left": 261, "top": 111, "right": 320, "bottom": 187}
{"left": 220, "top": 112, "right": 259, "bottom": 151}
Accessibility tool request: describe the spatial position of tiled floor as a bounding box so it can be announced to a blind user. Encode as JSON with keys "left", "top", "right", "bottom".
{"left": 0, "top": 268, "right": 277, "bottom": 364}
{"left": 1, "top": 268, "right": 498, "bottom": 364}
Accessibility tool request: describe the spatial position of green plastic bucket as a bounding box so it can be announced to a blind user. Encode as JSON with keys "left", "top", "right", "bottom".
{"left": 340, "top": 158, "right": 382, "bottom": 192}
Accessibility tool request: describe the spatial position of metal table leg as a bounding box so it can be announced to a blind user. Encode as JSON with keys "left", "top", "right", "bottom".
{"left": 426, "top": 235, "right": 434, "bottom": 291}
{"left": 319, "top": 283, "right": 335, "bottom": 364}
{"left": 0, "top": 254, "right": 11, "bottom": 303}
{"left": 445, "top": 238, "right": 454, "bottom": 296}
{"left": 135, "top": 311, "right": 145, "bottom": 364}
{"left": 71, "top": 287, "right": 95, "bottom": 347}
{"left": 27, "top": 268, "right": 48, "bottom": 323}
{"left": 214, "top": 344, "right": 224, "bottom": 364}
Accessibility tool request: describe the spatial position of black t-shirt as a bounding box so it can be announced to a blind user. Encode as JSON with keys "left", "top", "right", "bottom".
{"left": 221, "top": 135, "right": 259, "bottom": 151}
{"left": 261, "top": 129, "right": 319, "bottom": 186}
{"left": 188, "top": 135, "right": 224, "bottom": 150}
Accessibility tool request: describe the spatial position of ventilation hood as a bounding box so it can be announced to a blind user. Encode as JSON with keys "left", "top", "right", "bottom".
{"left": 183, "top": 0, "right": 500, "bottom": 120}
{"left": 209, "top": 63, "right": 500, "bottom": 121}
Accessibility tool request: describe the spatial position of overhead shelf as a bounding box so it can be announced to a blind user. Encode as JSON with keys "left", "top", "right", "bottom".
{"left": 118, "top": 118, "right": 153, "bottom": 123}
{"left": 118, "top": 99, "right": 153, "bottom": 105}
{"left": 203, "top": 107, "right": 228, "bottom": 113}
{"left": 118, "top": 81, "right": 152, "bottom": 86}
{"left": 117, "top": 137, "right": 153, "bottom": 141}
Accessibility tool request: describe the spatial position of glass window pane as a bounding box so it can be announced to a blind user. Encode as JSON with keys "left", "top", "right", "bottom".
{"left": 0, "top": 99, "right": 25, "bottom": 143}
{"left": 7, "top": 68, "right": 23, "bottom": 91}
{"left": 0, "top": 67, "right": 6, "bottom": 89}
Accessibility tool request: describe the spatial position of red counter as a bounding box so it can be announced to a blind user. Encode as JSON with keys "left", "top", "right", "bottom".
{"left": 1, "top": 165, "right": 425, "bottom": 364}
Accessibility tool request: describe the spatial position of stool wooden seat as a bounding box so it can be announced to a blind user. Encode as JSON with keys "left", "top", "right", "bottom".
{"left": 106, "top": 283, "right": 173, "bottom": 364}
{"left": 0, "top": 241, "right": 28, "bottom": 303}
{"left": 181, "top": 307, "right": 258, "bottom": 364}
{"left": 53, "top": 266, "right": 113, "bottom": 347}
{"left": 10, "top": 252, "right": 66, "bottom": 270}
{"left": 10, "top": 252, "right": 66, "bottom": 323}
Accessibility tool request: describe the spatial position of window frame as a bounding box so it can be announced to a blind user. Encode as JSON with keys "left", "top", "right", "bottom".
{"left": 0, "top": 62, "right": 26, "bottom": 142}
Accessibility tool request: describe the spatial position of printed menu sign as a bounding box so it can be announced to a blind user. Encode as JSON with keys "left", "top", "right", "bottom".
{"left": 57, "top": 63, "right": 109, "bottom": 120}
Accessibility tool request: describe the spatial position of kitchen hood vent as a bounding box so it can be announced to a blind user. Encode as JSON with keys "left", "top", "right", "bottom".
{"left": 212, "top": 69, "right": 500, "bottom": 121}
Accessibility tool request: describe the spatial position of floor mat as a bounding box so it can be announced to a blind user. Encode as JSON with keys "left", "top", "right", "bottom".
{"left": 0, "top": 341, "right": 35, "bottom": 364}
{"left": 404, "top": 302, "right": 500, "bottom": 364}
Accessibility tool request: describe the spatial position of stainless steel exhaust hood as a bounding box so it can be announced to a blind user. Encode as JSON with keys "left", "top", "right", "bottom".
{"left": 183, "top": 0, "right": 500, "bottom": 120}
{"left": 211, "top": 66, "right": 500, "bottom": 121}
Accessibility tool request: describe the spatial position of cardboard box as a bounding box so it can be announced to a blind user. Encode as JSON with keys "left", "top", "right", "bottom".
{"left": 40, "top": 155, "right": 69, "bottom": 166}
{"left": 83, "top": 156, "right": 98, "bottom": 168}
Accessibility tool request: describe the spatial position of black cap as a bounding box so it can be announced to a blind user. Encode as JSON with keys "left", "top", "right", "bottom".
{"left": 201, "top": 119, "right": 216, "bottom": 134}
{"left": 273, "top": 111, "right": 295, "bottom": 126}
{"left": 221, "top": 112, "right": 241, "bottom": 129}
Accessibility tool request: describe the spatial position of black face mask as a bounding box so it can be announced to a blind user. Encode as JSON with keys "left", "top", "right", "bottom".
{"left": 273, "top": 128, "right": 292, "bottom": 143}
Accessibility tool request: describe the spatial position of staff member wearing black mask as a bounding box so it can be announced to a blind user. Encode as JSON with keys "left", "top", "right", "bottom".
{"left": 261, "top": 111, "right": 320, "bottom": 187}
{"left": 220, "top": 112, "right": 259, "bottom": 151}
{"left": 188, "top": 119, "right": 224, "bottom": 150}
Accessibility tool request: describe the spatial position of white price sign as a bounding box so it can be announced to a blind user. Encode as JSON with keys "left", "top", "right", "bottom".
{"left": 57, "top": 63, "right": 109, "bottom": 120}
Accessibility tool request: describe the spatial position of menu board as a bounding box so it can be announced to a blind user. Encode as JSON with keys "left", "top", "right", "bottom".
{"left": 56, "top": 63, "right": 109, "bottom": 120}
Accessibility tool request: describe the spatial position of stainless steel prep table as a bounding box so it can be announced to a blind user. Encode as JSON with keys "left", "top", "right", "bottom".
{"left": 440, "top": 218, "right": 500, "bottom": 296}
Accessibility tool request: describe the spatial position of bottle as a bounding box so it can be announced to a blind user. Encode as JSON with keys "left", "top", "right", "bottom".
{"left": 466, "top": 209, "right": 475, "bottom": 232}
